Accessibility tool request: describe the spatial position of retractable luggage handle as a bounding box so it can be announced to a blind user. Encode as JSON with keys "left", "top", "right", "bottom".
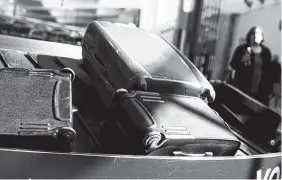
{"left": 61, "top": 67, "right": 75, "bottom": 82}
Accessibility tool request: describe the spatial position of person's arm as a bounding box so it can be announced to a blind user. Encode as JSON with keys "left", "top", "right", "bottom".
{"left": 266, "top": 48, "right": 273, "bottom": 82}
{"left": 265, "top": 47, "right": 273, "bottom": 100}
{"left": 230, "top": 47, "right": 239, "bottom": 70}
{"left": 228, "top": 46, "right": 242, "bottom": 81}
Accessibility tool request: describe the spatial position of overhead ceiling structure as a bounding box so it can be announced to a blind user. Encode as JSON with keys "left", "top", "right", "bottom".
{"left": 221, "top": 0, "right": 281, "bottom": 14}
{"left": 0, "top": 0, "right": 143, "bottom": 27}
{"left": 0, "top": 0, "right": 280, "bottom": 29}
{"left": 0, "top": 0, "right": 56, "bottom": 21}
{"left": 40, "top": 0, "right": 141, "bottom": 26}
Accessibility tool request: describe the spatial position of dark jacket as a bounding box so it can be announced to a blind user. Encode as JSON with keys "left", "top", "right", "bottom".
{"left": 230, "top": 43, "right": 272, "bottom": 103}
{"left": 270, "top": 60, "right": 281, "bottom": 84}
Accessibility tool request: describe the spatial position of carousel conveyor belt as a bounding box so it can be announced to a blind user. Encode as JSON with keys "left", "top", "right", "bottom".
{"left": 0, "top": 34, "right": 82, "bottom": 59}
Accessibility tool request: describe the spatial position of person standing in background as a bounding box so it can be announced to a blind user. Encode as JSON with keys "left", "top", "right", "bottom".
{"left": 229, "top": 26, "right": 272, "bottom": 105}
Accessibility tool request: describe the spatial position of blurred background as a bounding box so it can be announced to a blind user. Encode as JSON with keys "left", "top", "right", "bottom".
{"left": 0, "top": 0, "right": 280, "bottom": 83}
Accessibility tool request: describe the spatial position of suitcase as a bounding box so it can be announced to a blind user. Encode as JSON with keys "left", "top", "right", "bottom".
{"left": 82, "top": 21, "right": 215, "bottom": 108}
{"left": 210, "top": 82, "right": 281, "bottom": 151}
{"left": 0, "top": 68, "right": 76, "bottom": 152}
{"left": 104, "top": 90, "right": 240, "bottom": 156}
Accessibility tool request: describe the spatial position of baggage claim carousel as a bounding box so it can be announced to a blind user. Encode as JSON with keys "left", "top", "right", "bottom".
{"left": 0, "top": 34, "right": 280, "bottom": 179}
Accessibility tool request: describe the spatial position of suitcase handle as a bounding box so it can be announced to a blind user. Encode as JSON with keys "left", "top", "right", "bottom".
{"left": 53, "top": 80, "right": 72, "bottom": 122}
{"left": 61, "top": 68, "right": 76, "bottom": 82}
{"left": 172, "top": 151, "right": 213, "bottom": 157}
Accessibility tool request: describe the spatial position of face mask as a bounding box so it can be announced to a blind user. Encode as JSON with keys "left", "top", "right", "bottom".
{"left": 254, "top": 34, "right": 263, "bottom": 44}
{"left": 253, "top": 29, "right": 263, "bottom": 44}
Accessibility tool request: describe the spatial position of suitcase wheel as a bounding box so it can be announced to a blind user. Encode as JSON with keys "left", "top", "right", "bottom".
{"left": 144, "top": 132, "right": 163, "bottom": 152}
{"left": 57, "top": 127, "right": 76, "bottom": 144}
{"left": 61, "top": 68, "right": 75, "bottom": 81}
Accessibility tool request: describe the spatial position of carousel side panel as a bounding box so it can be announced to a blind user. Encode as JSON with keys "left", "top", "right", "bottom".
{"left": 0, "top": 150, "right": 280, "bottom": 179}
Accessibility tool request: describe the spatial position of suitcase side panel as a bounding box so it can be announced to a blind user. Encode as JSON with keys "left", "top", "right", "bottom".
{"left": 83, "top": 22, "right": 151, "bottom": 92}
{"left": 96, "top": 21, "right": 199, "bottom": 84}
{"left": 119, "top": 91, "right": 240, "bottom": 155}
{"left": 0, "top": 68, "right": 74, "bottom": 151}
{"left": 82, "top": 47, "right": 115, "bottom": 108}
{"left": 83, "top": 21, "right": 215, "bottom": 102}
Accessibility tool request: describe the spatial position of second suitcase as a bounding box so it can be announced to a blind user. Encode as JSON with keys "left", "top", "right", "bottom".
{"left": 109, "top": 90, "right": 240, "bottom": 156}
{"left": 0, "top": 68, "right": 75, "bottom": 152}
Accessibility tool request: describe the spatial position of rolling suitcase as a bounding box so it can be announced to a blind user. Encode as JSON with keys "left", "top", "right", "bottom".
{"left": 82, "top": 21, "right": 239, "bottom": 156}
{"left": 82, "top": 21, "right": 215, "bottom": 109}
{"left": 105, "top": 90, "right": 240, "bottom": 156}
{"left": 0, "top": 68, "right": 76, "bottom": 152}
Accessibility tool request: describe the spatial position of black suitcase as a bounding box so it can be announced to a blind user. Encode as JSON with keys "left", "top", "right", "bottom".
{"left": 210, "top": 82, "right": 281, "bottom": 151}
{"left": 82, "top": 21, "right": 239, "bottom": 156}
{"left": 82, "top": 21, "right": 215, "bottom": 108}
{"left": 0, "top": 68, "right": 75, "bottom": 152}
{"left": 105, "top": 90, "right": 240, "bottom": 156}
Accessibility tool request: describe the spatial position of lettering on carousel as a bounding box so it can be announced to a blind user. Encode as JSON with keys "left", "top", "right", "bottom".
{"left": 257, "top": 166, "right": 281, "bottom": 180}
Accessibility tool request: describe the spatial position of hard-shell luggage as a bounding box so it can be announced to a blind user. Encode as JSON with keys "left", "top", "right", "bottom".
{"left": 104, "top": 90, "right": 240, "bottom": 156}
{"left": 0, "top": 68, "right": 75, "bottom": 152}
{"left": 82, "top": 21, "right": 215, "bottom": 108}
{"left": 210, "top": 82, "right": 281, "bottom": 152}
{"left": 82, "top": 21, "right": 239, "bottom": 156}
